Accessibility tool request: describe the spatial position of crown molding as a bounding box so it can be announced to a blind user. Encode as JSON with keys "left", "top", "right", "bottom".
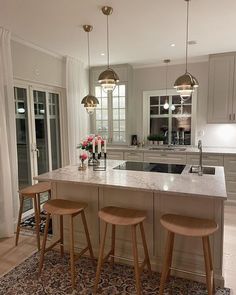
{"left": 132, "top": 55, "right": 209, "bottom": 69}
{"left": 11, "top": 34, "right": 64, "bottom": 60}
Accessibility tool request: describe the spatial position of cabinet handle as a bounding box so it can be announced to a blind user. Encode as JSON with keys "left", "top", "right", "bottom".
{"left": 234, "top": 113, "right": 236, "bottom": 121}
{"left": 229, "top": 114, "right": 232, "bottom": 120}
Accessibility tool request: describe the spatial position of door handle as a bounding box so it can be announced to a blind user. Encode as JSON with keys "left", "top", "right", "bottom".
{"left": 31, "top": 144, "right": 40, "bottom": 158}
{"left": 35, "top": 148, "right": 40, "bottom": 158}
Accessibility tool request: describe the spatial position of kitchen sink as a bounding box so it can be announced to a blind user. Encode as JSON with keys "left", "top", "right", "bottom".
{"left": 189, "top": 166, "right": 216, "bottom": 175}
{"left": 149, "top": 147, "right": 186, "bottom": 152}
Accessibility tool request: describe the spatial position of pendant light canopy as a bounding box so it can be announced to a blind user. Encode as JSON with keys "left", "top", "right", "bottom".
{"left": 98, "top": 6, "right": 119, "bottom": 92}
{"left": 81, "top": 25, "right": 99, "bottom": 115}
{"left": 174, "top": 0, "right": 199, "bottom": 101}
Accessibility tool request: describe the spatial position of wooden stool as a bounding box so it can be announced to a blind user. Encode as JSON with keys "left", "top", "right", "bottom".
{"left": 15, "top": 182, "right": 51, "bottom": 251}
{"left": 94, "top": 206, "right": 151, "bottom": 295}
{"left": 38, "top": 199, "right": 94, "bottom": 289}
{"left": 159, "top": 214, "right": 218, "bottom": 295}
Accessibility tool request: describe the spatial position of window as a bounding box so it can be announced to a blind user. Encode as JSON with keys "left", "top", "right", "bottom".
{"left": 144, "top": 89, "right": 196, "bottom": 145}
{"left": 94, "top": 84, "right": 126, "bottom": 144}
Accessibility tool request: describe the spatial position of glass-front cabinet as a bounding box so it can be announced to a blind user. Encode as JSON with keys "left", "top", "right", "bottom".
{"left": 144, "top": 89, "right": 196, "bottom": 145}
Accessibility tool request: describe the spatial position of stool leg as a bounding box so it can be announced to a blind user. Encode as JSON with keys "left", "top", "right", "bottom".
{"left": 111, "top": 224, "right": 116, "bottom": 267}
{"left": 207, "top": 237, "right": 215, "bottom": 292}
{"left": 131, "top": 225, "right": 142, "bottom": 295}
{"left": 81, "top": 210, "right": 94, "bottom": 259}
{"left": 15, "top": 195, "right": 24, "bottom": 246}
{"left": 159, "top": 231, "right": 175, "bottom": 295}
{"left": 69, "top": 215, "right": 76, "bottom": 289}
{"left": 94, "top": 222, "right": 108, "bottom": 294}
{"left": 38, "top": 213, "right": 50, "bottom": 277}
{"left": 48, "top": 188, "right": 51, "bottom": 200}
{"left": 33, "top": 195, "right": 41, "bottom": 251}
{"left": 139, "top": 222, "right": 152, "bottom": 275}
{"left": 202, "top": 236, "right": 214, "bottom": 295}
{"left": 37, "top": 193, "right": 41, "bottom": 219}
{"left": 166, "top": 232, "right": 175, "bottom": 281}
{"left": 60, "top": 215, "right": 64, "bottom": 257}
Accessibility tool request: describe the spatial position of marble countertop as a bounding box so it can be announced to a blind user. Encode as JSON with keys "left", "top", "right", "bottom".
{"left": 107, "top": 146, "right": 236, "bottom": 155}
{"left": 35, "top": 160, "right": 227, "bottom": 200}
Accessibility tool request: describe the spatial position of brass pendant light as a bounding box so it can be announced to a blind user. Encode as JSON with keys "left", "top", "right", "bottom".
{"left": 174, "top": 0, "right": 199, "bottom": 101}
{"left": 98, "top": 6, "right": 119, "bottom": 92}
{"left": 81, "top": 25, "right": 99, "bottom": 115}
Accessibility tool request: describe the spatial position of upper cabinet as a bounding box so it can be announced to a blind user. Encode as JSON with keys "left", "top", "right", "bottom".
{"left": 208, "top": 53, "right": 236, "bottom": 123}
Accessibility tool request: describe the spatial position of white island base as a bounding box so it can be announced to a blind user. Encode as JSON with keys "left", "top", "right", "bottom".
{"left": 36, "top": 161, "right": 226, "bottom": 287}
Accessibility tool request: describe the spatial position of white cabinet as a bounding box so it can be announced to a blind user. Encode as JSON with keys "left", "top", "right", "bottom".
{"left": 107, "top": 151, "right": 124, "bottom": 160}
{"left": 143, "top": 152, "right": 186, "bottom": 164}
{"left": 224, "top": 156, "right": 236, "bottom": 202}
{"left": 187, "top": 153, "right": 224, "bottom": 166}
{"left": 208, "top": 54, "right": 236, "bottom": 123}
{"left": 124, "top": 151, "right": 143, "bottom": 161}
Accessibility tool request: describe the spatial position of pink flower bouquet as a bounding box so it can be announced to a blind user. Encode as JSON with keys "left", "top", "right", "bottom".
{"left": 77, "top": 135, "right": 104, "bottom": 153}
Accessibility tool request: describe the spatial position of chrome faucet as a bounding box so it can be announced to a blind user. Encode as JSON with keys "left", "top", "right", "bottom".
{"left": 198, "top": 140, "right": 203, "bottom": 176}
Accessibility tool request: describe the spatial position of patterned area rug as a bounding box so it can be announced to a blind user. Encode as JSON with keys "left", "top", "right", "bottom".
{"left": 0, "top": 251, "right": 230, "bottom": 295}
{"left": 20, "top": 211, "right": 53, "bottom": 235}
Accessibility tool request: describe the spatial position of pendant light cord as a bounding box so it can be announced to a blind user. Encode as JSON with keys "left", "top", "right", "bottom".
{"left": 185, "top": 0, "right": 189, "bottom": 73}
{"left": 166, "top": 62, "right": 168, "bottom": 99}
{"left": 87, "top": 31, "right": 91, "bottom": 90}
{"left": 107, "top": 14, "right": 110, "bottom": 68}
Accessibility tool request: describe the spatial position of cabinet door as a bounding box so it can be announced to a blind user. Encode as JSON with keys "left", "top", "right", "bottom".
{"left": 143, "top": 152, "right": 186, "bottom": 164}
{"left": 124, "top": 151, "right": 143, "bottom": 161}
{"left": 187, "top": 154, "right": 224, "bottom": 166}
{"left": 208, "top": 55, "right": 234, "bottom": 123}
{"left": 224, "top": 155, "right": 236, "bottom": 178}
{"left": 233, "top": 60, "right": 236, "bottom": 122}
{"left": 226, "top": 177, "right": 236, "bottom": 201}
{"left": 107, "top": 151, "right": 124, "bottom": 160}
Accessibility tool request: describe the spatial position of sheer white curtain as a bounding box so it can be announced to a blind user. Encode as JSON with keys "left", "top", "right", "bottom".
{"left": 66, "top": 56, "right": 89, "bottom": 164}
{"left": 0, "top": 27, "right": 18, "bottom": 238}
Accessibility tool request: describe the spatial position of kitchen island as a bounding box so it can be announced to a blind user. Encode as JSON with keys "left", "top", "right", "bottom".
{"left": 35, "top": 160, "right": 227, "bottom": 287}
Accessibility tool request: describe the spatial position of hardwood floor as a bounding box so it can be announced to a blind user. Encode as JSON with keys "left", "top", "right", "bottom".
{"left": 0, "top": 205, "right": 235, "bottom": 294}
{"left": 0, "top": 234, "right": 37, "bottom": 277}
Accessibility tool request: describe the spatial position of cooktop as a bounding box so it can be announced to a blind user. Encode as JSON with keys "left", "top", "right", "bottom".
{"left": 113, "top": 161, "right": 185, "bottom": 174}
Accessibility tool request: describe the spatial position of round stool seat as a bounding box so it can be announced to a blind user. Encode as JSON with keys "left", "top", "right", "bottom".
{"left": 44, "top": 199, "right": 87, "bottom": 215}
{"left": 160, "top": 214, "right": 218, "bottom": 237}
{"left": 99, "top": 206, "right": 146, "bottom": 226}
{"left": 20, "top": 182, "right": 51, "bottom": 197}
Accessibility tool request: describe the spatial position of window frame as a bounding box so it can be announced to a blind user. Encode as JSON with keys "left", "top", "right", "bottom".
{"left": 92, "top": 82, "right": 128, "bottom": 145}
{"left": 143, "top": 89, "right": 197, "bottom": 145}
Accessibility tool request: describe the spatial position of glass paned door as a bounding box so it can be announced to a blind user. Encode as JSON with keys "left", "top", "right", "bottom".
{"left": 14, "top": 85, "right": 62, "bottom": 213}
{"left": 33, "top": 90, "right": 49, "bottom": 175}
{"left": 49, "top": 93, "right": 61, "bottom": 170}
{"left": 14, "top": 87, "right": 33, "bottom": 212}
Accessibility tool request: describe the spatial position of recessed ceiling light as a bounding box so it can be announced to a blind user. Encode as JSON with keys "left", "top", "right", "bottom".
{"left": 188, "top": 40, "right": 197, "bottom": 45}
{"left": 101, "top": 53, "right": 105, "bottom": 56}
{"left": 170, "top": 43, "right": 176, "bottom": 47}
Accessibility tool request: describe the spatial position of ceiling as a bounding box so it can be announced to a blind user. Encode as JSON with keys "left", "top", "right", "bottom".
{"left": 1, "top": 0, "right": 236, "bottom": 67}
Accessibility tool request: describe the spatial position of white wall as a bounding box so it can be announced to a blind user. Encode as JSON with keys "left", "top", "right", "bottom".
{"left": 133, "top": 61, "right": 236, "bottom": 148}
{"left": 11, "top": 40, "right": 66, "bottom": 88}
